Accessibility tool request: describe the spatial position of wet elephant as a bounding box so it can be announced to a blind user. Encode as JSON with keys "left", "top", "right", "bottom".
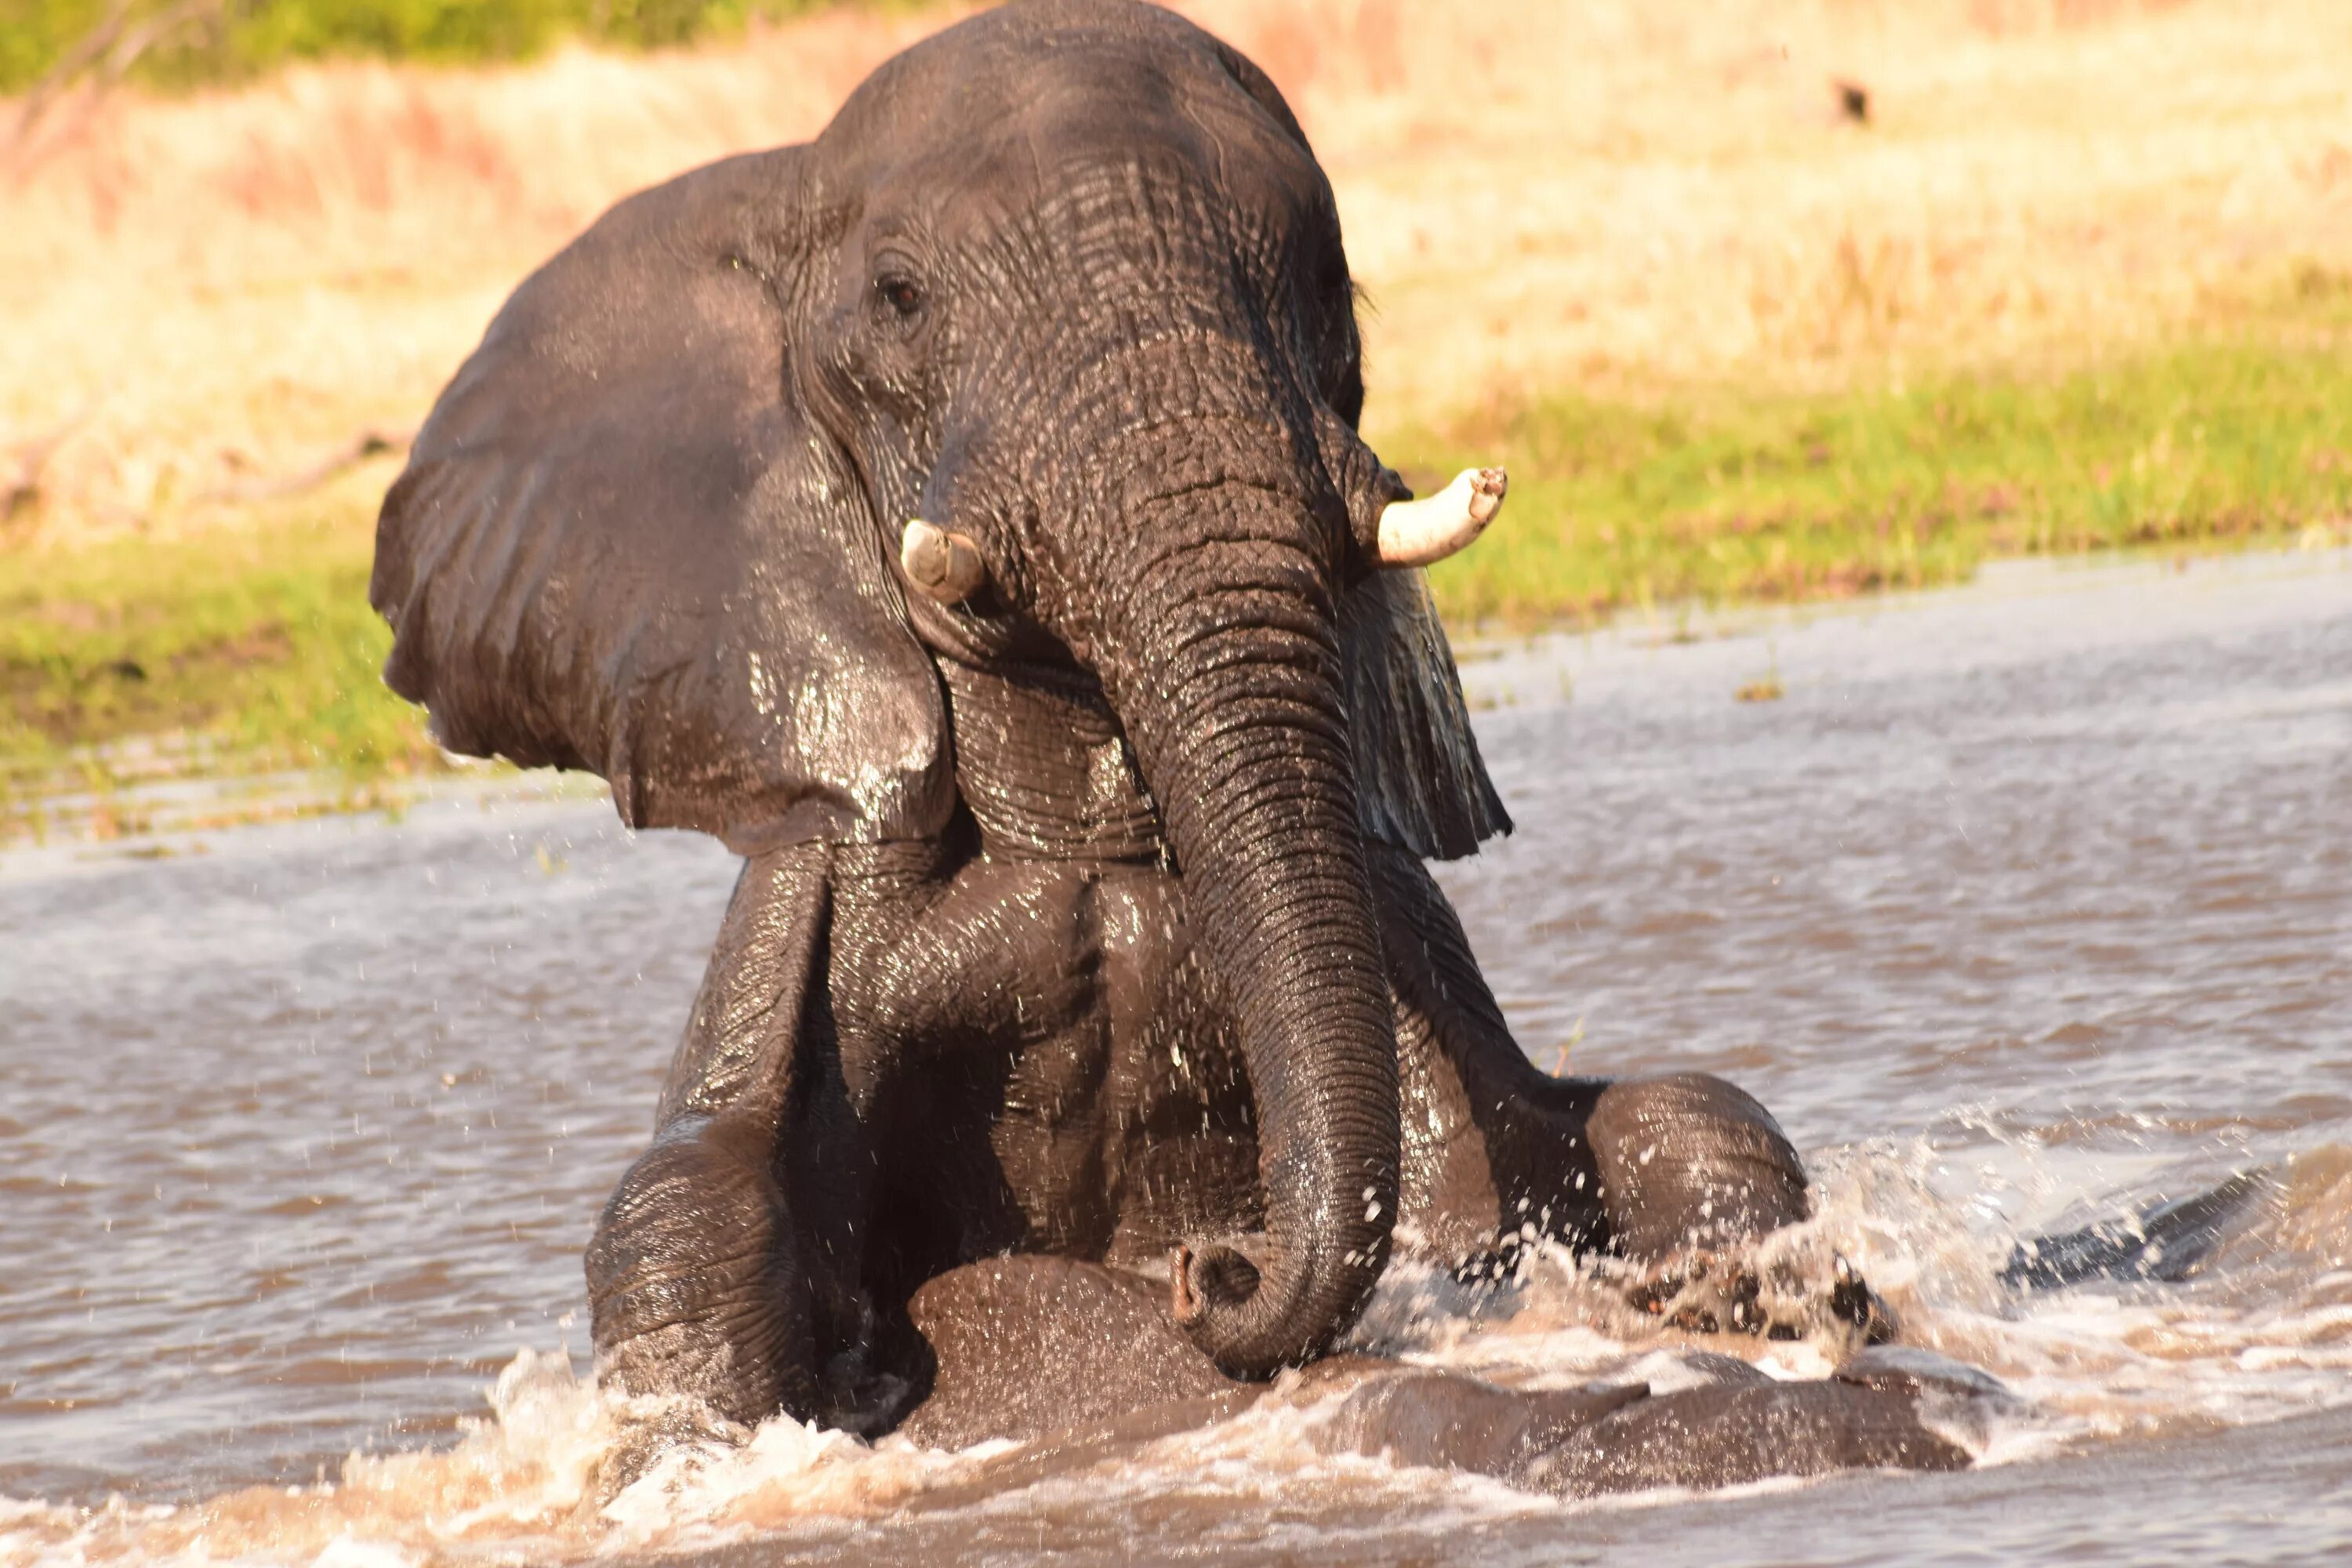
{"left": 898, "top": 1254, "right": 1989, "bottom": 1497}
{"left": 372, "top": 0, "right": 1843, "bottom": 1436}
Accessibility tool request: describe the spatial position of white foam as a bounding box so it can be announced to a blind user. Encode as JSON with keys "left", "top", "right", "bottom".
{"left": 5, "top": 1136, "right": 2347, "bottom": 1564}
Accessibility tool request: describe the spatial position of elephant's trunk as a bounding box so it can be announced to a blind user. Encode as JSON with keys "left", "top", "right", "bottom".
{"left": 1094, "top": 466, "right": 1401, "bottom": 1379}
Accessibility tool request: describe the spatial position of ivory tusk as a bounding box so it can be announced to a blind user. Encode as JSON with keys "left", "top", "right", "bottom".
{"left": 901, "top": 518, "right": 987, "bottom": 604}
{"left": 1374, "top": 466, "right": 1507, "bottom": 568}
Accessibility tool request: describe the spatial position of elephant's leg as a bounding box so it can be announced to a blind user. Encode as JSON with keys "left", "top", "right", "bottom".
{"left": 1580, "top": 1074, "right": 1900, "bottom": 1342}
{"left": 587, "top": 842, "right": 894, "bottom": 1432}
{"left": 1584, "top": 1074, "right": 1809, "bottom": 1258}
{"left": 593, "top": 832, "right": 1131, "bottom": 1434}
{"left": 619, "top": 825, "right": 1192, "bottom": 1426}
{"left": 1365, "top": 845, "right": 1896, "bottom": 1341}
{"left": 826, "top": 844, "right": 1130, "bottom": 1294}
{"left": 1367, "top": 840, "right": 1611, "bottom": 1261}
{"left": 586, "top": 1109, "right": 824, "bottom": 1425}
{"left": 1366, "top": 846, "right": 1808, "bottom": 1266}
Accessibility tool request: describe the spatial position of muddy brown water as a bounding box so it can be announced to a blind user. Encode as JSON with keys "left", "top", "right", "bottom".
{"left": 2, "top": 548, "right": 2348, "bottom": 1564}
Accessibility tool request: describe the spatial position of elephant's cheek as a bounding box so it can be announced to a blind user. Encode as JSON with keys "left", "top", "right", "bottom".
{"left": 585, "top": 1116, "right": 818, "bottom": 1428}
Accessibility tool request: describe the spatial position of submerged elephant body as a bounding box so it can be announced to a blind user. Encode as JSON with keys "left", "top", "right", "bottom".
{"left": 900, "top": 1254, "right": 1983, "bottom": 1496}
{"left": 373, "top": 0, "right": 1884, "bottom": 1481}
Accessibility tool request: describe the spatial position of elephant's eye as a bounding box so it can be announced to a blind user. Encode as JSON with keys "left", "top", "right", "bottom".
{"left": 873, "top": 273, "right": 925, "bottom": 321}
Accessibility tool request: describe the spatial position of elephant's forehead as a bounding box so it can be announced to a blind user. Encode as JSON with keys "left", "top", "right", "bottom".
{"left": 836, "top": 0, "right": 1249, "bottom": 133}
{"left": 825, "top": 13, "right": 1328, "bottom": 245}
{"left": 866, "top": 111, "right": 1337, "bottom": 297}
{"left": 885, "top": 121, "right": 1329, "bottom": 254}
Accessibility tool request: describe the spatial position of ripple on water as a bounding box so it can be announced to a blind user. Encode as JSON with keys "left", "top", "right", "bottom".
{"left": 5, "top": 1138, "right": 2350, "bottom": 1568}
{"left": 0, "top": 552, "right": 2347, "bottom": 1564}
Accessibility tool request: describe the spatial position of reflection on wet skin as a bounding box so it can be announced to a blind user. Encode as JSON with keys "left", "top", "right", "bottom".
{"left": 894, "top": 1254, "right": 1983, "bottom": 1501}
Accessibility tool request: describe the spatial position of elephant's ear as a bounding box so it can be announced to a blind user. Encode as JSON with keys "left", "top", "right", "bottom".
{"left": 371, "top": 149, "right": 953, "bottom": 855}
{"left": 1338, "top": 569, "right": 1511, "bottom": 860}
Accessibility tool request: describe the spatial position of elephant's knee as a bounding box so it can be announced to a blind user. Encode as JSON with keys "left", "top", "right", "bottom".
{"left": 1584, "top": 1073, "right": 1809, "bottom": 1260}
{"left": 585, "top": 1115, "right": 818, "bottom": 1427}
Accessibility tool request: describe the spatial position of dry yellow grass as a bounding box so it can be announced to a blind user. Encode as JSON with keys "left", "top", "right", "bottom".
{"left": 4, "top": 0, "right": 2350, "bottom": 539}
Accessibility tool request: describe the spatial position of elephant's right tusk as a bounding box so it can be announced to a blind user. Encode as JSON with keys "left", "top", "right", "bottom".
{"left": 1374, "top": 466, "right": 1507, "bottom": 568}
{"left": 901, "top": 518, "right": 987, "bottom": 604}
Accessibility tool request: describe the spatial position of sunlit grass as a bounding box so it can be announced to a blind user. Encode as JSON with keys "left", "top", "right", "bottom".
{"left": 8, "top": 314, "right": 2347, "bottom": 840}
{"left": 0, "top": 502, "right": 442, "bottom": 833}
{"left": 10, "top": 1, "right": 2350, "bottom": 537}
{"left": 1407, "top": 318, "right": 2352, "bottom": 630}
{"left": 7, "top": 0, "right": 2351, "bottom": 833}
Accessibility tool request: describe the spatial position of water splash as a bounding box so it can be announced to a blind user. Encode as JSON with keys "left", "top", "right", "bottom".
{"left": 5, "top": 1135, "right": 2347, "bottom": 1566}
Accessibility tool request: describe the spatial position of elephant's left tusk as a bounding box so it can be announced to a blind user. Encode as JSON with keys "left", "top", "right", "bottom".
{"left": 1374, "top": 466, "right": 1507, "bottom": 568}
{"left": 901, "top": 518, "right": 987, "bottom": 604}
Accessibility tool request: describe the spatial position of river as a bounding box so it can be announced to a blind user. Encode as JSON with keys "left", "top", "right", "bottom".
{"left": 3, "top": 546, "right": 2347, "bottom": 1564}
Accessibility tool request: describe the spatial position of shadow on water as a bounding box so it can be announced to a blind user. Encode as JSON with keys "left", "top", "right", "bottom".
{"left": 1, "top": 549, "right": 2347, "bottom": 1564}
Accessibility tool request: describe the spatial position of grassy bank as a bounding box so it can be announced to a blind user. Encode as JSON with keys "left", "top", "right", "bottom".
{"left": 0, "top": 503, "right": 441, "bottom": 838}
{"left": 8, "top": 1, "right": 2350, "bottom": 837}
{"left": 0, "top": 2, "right": 877, "bottom": 94}
{"left": 16, "top": 0, "right": 2350, "bottom": 540}
{"left": 6, "top": 320, "right": 2348, "bottom": 842}
{"left": 1413, "top": 318, "right": 2352, "bottom": 628}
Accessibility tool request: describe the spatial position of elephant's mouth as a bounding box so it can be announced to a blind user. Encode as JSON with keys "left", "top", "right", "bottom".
{"left": 929, "top": 655, "right": 1167, "bottom": 862}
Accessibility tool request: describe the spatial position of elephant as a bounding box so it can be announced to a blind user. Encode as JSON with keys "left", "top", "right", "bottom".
{"left": 882, "top": 1176, "right": 2270, "bottom": 1483}
{"left": 895, "top": 1252, "right": 1995, "bottom": 1497}
{"left": 372, "top": 0, "right": 1876, "bottom": 1452}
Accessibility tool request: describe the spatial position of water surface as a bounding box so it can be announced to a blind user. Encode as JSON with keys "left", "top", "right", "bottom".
{"left": 3, "top": 548, "right": 2347, "bottom": 1563}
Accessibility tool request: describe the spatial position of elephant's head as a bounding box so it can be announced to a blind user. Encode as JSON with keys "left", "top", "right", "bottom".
{"left": 370, "top": 0, "right": 1508, "bottom": 1380}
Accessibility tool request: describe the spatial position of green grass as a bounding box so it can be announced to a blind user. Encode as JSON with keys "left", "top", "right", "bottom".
{"left": 1403, "top": 325, "right": 2352, "bottom": 630}
{"left": 0, "top": 0, "right": 890, "bottom": 95}
{"left": 5, "top": 322, "right": 2351, "bottom": 837}
{"left": 0, "top": 506, "right": 443, "bottom": 834}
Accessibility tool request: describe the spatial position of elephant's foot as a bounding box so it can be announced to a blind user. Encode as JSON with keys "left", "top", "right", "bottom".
{"left": 586, "top": 1114, "right": 906, "bottom": 1434}
{"left": 1586, "top": 1073, "right": 1811, "bottom": 1254}
{"left": 1581, "top": 1073, "right": 1898, "bottom": 1348}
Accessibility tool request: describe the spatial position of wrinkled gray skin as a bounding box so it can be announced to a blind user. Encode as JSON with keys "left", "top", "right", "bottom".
{"left": 372, "top": 0, "right": 1833, "bottom": 1442}
{"left": 900, "top": 1254, "right": 1990, "bottom": 1497}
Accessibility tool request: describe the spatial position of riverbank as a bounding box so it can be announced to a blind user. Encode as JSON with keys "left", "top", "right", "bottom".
{"left": 1, "top": 493, "right": 430, "bottom": 842}
{"left": 1414, "top": 303, "right": 2352, "bottom": 627}
{"left": 7, "top": 315, "right": 2350, "bottom": 845}
{"left": 6, "top": 0, "right": 2350, "bottom": 838}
